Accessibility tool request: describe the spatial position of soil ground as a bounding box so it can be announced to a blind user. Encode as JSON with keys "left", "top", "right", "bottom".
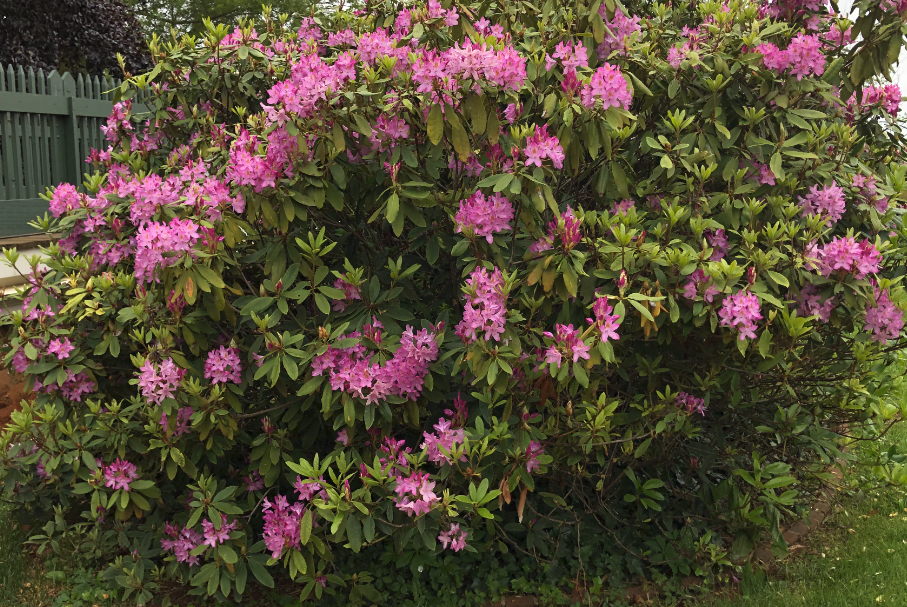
{"left": 0, "top": 370, "right": 24, "bottom": 430}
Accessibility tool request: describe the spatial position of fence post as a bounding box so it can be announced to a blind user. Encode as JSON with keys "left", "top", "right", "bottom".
{"left": 61, "top": 72, "right": 82, "bottom": 188}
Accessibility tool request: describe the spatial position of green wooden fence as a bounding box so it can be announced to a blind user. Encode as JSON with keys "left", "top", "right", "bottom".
{"left": 0, "top": 64, "right": 128, "bottom": 237}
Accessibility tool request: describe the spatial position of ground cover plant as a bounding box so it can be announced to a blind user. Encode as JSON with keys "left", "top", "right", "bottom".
{"left": 2, "top": 0, "right": 907, "bottom": 604}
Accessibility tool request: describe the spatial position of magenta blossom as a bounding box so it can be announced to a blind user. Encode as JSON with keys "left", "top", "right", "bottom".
{"left": 204, "top": 346, "right": 242, "bottom": 385}
{"left": 104, "top": 458, "right": 138, "bottom": 491}
{"left": 719, "top": 291, "right": 762, "bottom": 341}
{"left": 438, "top": 523, "right": 468, "bottom": 551}
{"left": 454, "top": 191, "right": 515, "bottom": 243}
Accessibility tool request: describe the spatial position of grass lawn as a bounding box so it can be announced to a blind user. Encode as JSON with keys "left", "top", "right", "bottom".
{"left": 0, "top": 503, "right": 28, "bottom": 605}
{"left": 697, "top": 422, "right": 907, "bottom": 607}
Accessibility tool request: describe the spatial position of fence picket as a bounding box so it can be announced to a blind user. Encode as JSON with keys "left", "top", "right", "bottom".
{"left": 0, "top": 63, "right": 133, "bottom": 236}
{"left": 17, "top": 66, "right": 35, "bottom": 200}
{"left": 2, "top": 66, "right": 18, "bottom": 201}
{"left": 35, "top": 69, "right": 50, "bottom": 193}
{"left": 0, "top": 67, "right": 6, "bottom": 201}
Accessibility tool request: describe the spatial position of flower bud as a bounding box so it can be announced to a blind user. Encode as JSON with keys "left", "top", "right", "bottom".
{"left": 747, "top": 266, "right": 756, "bottom": 285}
{"left": 617, "top": 270, "right": 628, "bottom": 290}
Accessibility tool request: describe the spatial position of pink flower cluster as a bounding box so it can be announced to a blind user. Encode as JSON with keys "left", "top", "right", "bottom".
{"left": 394, "top": 470, "right": 440, "bottom": 517}
{"left": 372, "top": 114, "right": 411, "bottom": 152}
{"left": 580, "top": 64, "right": 633, "bottom": 110}
{"left": 719, "top": 291, "right": 762, "bottom": 340}
{"left": 262, "top": 494, "right": 305, "bottom": 558}
{"left": 454, "top": 191, "right": 515, "bottom": 243}
{"left": 749, "top": 161, "right": 776, "bottom": 186}
{"left": 530, "top": 206, "right": 582, "bottom": 253}
{"left": 421, "top": 417, "right": 466, "bottom": 465}
{"left": 523, "top": 125, "right": 565, "bottom": 169}
{"left": 756, "top": 33, "right": 825, "bottom": 80}
{"left": 676, "top": 392, "right": 706, "bottom": 416}
{"left": 550, "top": 41, "right": 588, "bottom": 72}
{"left": 611, "top": 199, "right": 635, "bottom": 215}
{"left": 161, "top": 522, "right": 204, "bottom": 565}
{"left": 706, "top": 229, "right": 729, "bottom": 261}
{"left": 806, "top": 237, "right": 881, "bottom": 279}
{"left": 265, "top": 52, "right": 355, "bottom": 123}
{"left": 596, "top": 6, "right": 641, "bottom": 58}
{"left": 796, "top": 284, "right": 836, "bottom": 323}
{"left": 682, "top": 270, "right": 721, "bottom": 302}
{"left": 134, "top": 218, "right": 200, "bottom": 283}
{"left": 588, "top": 297, "right": 621, "bottom": 343}
{"left": 202, "top": 519, "right": 237, "bottom": 548}
{"left": 851, "top": 174, "right": 889, "bottom": 213}
{"left": 332, "top": 277, "right": 362, "bottom": 312}
{"left": 526, "top": 440, "right": 544, "bottom": 473}
{"left": 295, "top": 475, "right": 329, "bottom": 502}
{"left": 865, "top": 286, "right": 905, "bottom": 343}
{"left": 455, "top": 267, "right": 508, "bottom": 343}
{"left": 413, "top": 42, "right": 527, "bottom": 94}
{"left": 312, "top": 326, "right": 439, "bottom": 404}
{"left": 798, "top": 183, "right": 846, "bottom": 225}
{"left": 882, "top": 0, "right": 907, "bottom": 15}
{"left": 47, "top": 337, "right": 74, "bottom": 360}
{"left": 204, "top": 346, "right": 242, "bottom": 385}
{"left": 438, "top": 523, "right": 468, "bottom": 551}
{"left": 138, "top": 357, "right": 185, "bottom": 405}
{"left": 49, "top": 183, "right": 83, "bottom": 217}
{"left": 160, "top": 407, "right": 193, "bottom": 437}
{"left": 543, "top": 324, "right": 591, "bottom": 368}
{"left": 35, "top": 370, "right": 96, "bottom": 401}
{"left": 763, "top": 0, "right": 826, "bottom": 20}
{"left": 849, "top": 85, "right": 902, "bottom": 116}
{"left": 244, "top": 471, "right": 265, "bottom": 492}
{"left": 104, "top": 458, "right": 138, "bottom": 491}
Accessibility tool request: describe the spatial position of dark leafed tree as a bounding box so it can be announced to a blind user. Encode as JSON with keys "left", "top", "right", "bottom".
{"left": 123, "top": 0, "right": 341, "bottom": 37}
{"left": 0, "top": 0, "right": 151, "bottom": 75}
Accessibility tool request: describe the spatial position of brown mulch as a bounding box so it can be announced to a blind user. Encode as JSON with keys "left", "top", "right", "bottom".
{"left": 0, "top": 369, "right": 25, "bottom": 430}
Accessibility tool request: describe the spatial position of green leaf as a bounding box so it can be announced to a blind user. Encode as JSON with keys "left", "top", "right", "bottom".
{"left": 766, "top": 270, "right": 789, "bottom": 287}
{"left": 346, "top": 516, "right": 363, "bottom": 553}
{"left": 573, "top": 363, "right": 589, "bottom": 388}
{"left": 247, "top": 557, "right": 275, "bottom": 588}
{"left": 314, "top": 294, "right": 331, "bottom": 315}
{"left": 195, "top": 265, "right": 225, "bottom": 289}
{"left": 626, "top": 71, "right": 651, "bottom": 97}
{"left": 332, "top": 121, "right": 345, "bottom": 152}
{"left": 464, "top": 94, "right": 486, "bottom": 135}
{"left": 450, "top": 114, "right": 471, "bottom": 161}
{"left": 562, "top": 264, "right": 578, "bottom": 297}
{"left": 611, "top": 162, "right": 629, "bottom": 198}
{"left": 363, "top": 516, "right": 376, "bottom": 543}
{"left": 344, "top": 394, "right": 356, "bottom": 426}
{"left": 763, "top": 476, "right": 796, "bottom": 489}
{"left": 219, "top": 544, "right": 238, "bottom": 564}
{"left": 757, "top": 329, "right": 772, "bottom": 359}
{"left": 385, "top": 193, "right": 400, "bottom": 224}
{"left": 628, "top": 298, "right": 654, "bottom": 322}
{"left": 769, "top": 152, "right": 784, "bottom": 180}
{"left": 353, "top": 115, "right": 372, "bottom": 138}
{"left": 427, "top": 104, "right": 444, "bottom": 145}
{"left": 300, "top": 510, "right": 313, "bottom": 546}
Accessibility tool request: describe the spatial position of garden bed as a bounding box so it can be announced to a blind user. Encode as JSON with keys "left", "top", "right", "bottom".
{"left": 0, "top": 370, "right": 24, "bottom": 430}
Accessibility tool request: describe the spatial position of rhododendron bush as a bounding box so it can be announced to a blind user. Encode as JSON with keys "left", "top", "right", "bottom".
{"left": 3, "top": 0, "right": 907, "bottom": 602}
